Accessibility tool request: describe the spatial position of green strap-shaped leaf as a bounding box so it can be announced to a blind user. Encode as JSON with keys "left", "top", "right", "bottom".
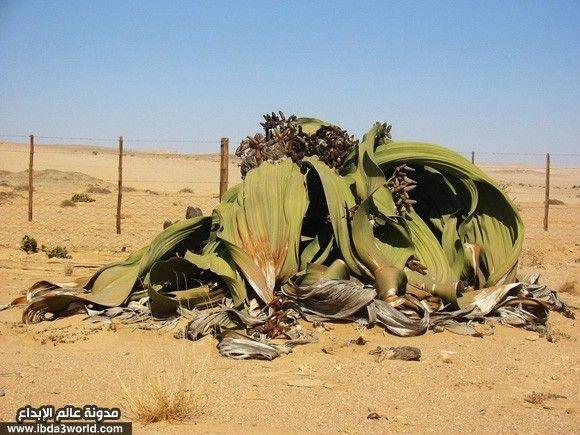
{"left": 148, "top": 284, "right": 224, "bottom": 318}
{"left": 138, "top": 216, "right": 212, "bottom": 275}
{"left": 85, "top": 245, "right": 147, "bottom": 305}
{"left": 216, "top": 159, "right": 309, "bottom": 303}
{"left": 460, "top": 182, "right": 523, "bottom": 286}
{"left": 302, "top": 156, "right": 368, "bottom": 277}
{"left": 184, "top": 250, "right": 247, "bottom": 306}
{"left": 352, "top": 190, "right": 408, "bottom": 299}
{"left": 375, "top": 141, "right": 524, "bottom": 289}
{"left": 147, "top": 257, "right": 225, "bottom": 317}
{"left": 293, "top": 117, "right": 333, "bottom": 135}
{"left": 403, "top": 211, "right": 462, "bottom": 303}
{"left": 299, "top": 231, "right": 334, "bottom": 270}
{"left": 344, "top": 122, "right": 388, "bottom": 201}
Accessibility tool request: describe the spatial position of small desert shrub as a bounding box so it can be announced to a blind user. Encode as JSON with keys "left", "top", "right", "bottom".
{"left": 547, "top": 198, "right": 565, "bottom": 205}
{"left": 60, "top": 199, "right": 76, "bottom": 207}
{"left": 0, "top": 191, "right": 17, "bottom": 204}
{"left": 20, "top": 235, "right": 38, "bottom": 253}
{"left": 42, "top": 245, "right": 71, "bottom": 259}
{"left": 86, "top": 185, "right": 111, "bottom": 194}
{"left": 71, "top": 193, "right": 95, "bottom": 203}
{"left": 179, "top": 187, "right": 194, "bottom": 194}
{"left": 14, "top": 183, "right": 30, "bottom": 191}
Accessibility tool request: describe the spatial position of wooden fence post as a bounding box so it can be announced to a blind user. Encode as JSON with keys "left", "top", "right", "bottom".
{"left": 116, "top": 136, "right": 123, "bottom": 235}
{"left": 471, "top": 151, "right": 475, "bottom": 164}
{"left": 219, "top": 137, "right": 229, "bottom": 200}
{"left": 28, "top": 134, "right": 34, "bottom": 221}
{"left": 543, "top": 153, "right": 550, "bottom": 231}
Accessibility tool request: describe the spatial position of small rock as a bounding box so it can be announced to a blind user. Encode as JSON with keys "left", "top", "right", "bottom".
{"left": 388, "top": 346, "right": 421, "bottom": 361}
{"left": 322, "top": 347, "right": 335, "bottom": 355}
{"left": 313, "top": 321, "right": 332, "bottom": 332}
{"left": 286, "top": 378, "right": 324, "bottom": 388}
{"left": 440, "top": 350, "right": 456, "bottom": 364}
{"left": 185, "top": 206, "right": 203, "bottom": 219}
{"left": 369, "top": 346, "right": 421, "bottom": 362}
{"left": 163, "top": 219, "right": 174, "bottom": 229}
{"left": 367, "top": 412, "right": 382, "bottom": 420}
{"left": 350, "top": 336, "right": 368, "bottom": 346}
{"left": 0, "top": 388, "right": 5, "bottom": 397}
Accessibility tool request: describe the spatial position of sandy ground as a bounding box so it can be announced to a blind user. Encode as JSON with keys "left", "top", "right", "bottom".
{"left": 0, "top": 143, "right": 579, "bottom": 433}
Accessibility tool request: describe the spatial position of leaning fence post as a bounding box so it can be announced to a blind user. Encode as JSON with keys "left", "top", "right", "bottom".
{"left": 543, "top": 153, "right": 550, "bottom": 231}
{"left": 116, "top": 136, "right": 123, "bottom": 235}
{"left": 219, "top": 137, "right": 229, "bottom": 200}
{"left": 28, "top": 134, "right": 34, "bottom": 221}
{"left": 471, "top": 151, "right": 475, "bottom": 164}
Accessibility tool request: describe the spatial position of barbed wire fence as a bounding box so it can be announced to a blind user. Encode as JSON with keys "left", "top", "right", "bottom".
{"left": 0, "top": 133, "right": 578, "bottom": 254}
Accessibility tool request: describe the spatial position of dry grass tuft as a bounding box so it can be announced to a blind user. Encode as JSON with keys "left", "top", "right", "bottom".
{"left": 13, "top": 183, "right": 30, "bottom": 191}
{"left": 60, "top": 199, "right": 76, "bottom": 207}
{"left": 524, "top": 391, "right": 566, "bottom": 405}
{"left": 559, "top": 280, "right": 578, "bottom": 295}
{"left": 548, "top": 198, "right": 565, "bottom": 205}
{"left": 86, "top": 185, "right": 112, "bottom": 194}
{"left": 120, "top": 347, "right": 208, "bottom": 425}
{"left": 63, "top": 262, "right": 74, "bottom": 276}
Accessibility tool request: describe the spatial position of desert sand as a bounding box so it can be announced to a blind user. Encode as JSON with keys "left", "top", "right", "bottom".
{"left": 0, "top": 142, "right": 578, "bottom": 433}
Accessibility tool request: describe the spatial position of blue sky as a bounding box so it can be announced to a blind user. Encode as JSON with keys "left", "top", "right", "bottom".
{"left": 0, "top": 0, "right": 578, "bottom": 157}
